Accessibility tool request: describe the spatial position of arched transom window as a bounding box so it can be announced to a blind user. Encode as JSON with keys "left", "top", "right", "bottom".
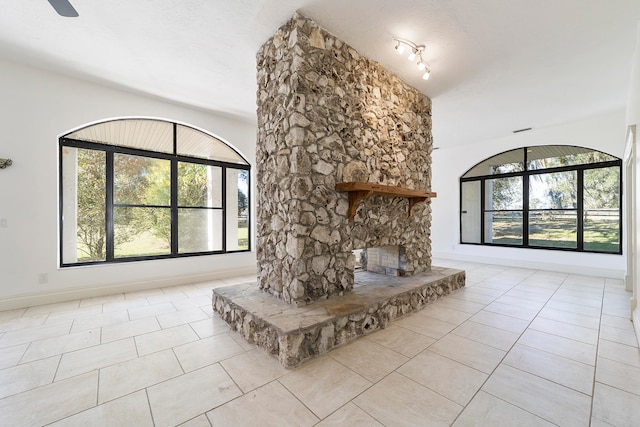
{"left": 59, "top": 118, "right": 251, "bottom": 266}
{"left": 460, "top": 145, "right": 621, "bottom": 254}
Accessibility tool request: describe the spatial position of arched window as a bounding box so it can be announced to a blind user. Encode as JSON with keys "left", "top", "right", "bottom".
{"left": 460, "top": 146, "right": 621, "bottom": 253}
{"left": 59, "top": 118, "right": 251, "bottom": 266}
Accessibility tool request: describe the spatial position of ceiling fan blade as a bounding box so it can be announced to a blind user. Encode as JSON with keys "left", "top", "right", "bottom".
{"left": 47, "top": 0, "right": 79, "bottom": 17}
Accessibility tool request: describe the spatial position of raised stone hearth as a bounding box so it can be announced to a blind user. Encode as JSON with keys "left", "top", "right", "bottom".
{"left": 212, "top": 267, "right": 465, "bottom": 368}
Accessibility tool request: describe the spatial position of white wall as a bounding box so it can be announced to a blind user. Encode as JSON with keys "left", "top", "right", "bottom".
{"left": 0, "top": 60, "right": 257, "bottom": 310}
{"left": 431, "top": 108, "right": 628, "bottom": 278}
{"left": 627, "top": 21, "right": 640, "bottom": 343}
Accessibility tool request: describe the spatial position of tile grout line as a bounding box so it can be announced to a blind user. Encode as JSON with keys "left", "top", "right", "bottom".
{"left": 144, "top": 388, "right": 158, "bottom": 427}
{"left": 589, "top": 278, "right": 615, "bottom": 425}
{"left": 590, "top": 332, "right": 606, "bottom": 422}
{"left": 275, "top": 376, "right": 330, "bottom": 422}
{"left": 449, "top": 271, "right": 550, "bottom": 425}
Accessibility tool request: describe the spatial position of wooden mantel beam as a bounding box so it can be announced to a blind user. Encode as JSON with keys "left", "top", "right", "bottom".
{"left": 335, "top": 182, "right": 437, "bottom": 221}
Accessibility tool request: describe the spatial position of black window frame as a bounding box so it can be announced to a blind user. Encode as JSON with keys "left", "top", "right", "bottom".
{"left": 460, "top": 146, "right": 622, "bottom": 254}
{"left": 59, "top": 122, "right": 251, "bottom": 267}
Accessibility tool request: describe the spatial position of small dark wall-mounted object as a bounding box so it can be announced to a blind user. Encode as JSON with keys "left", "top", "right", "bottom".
{"left": 48, "top": 0, "right": 79, "bottom": 17}
{"left": 0, "top": 158, "right": 13, "bottom": 169}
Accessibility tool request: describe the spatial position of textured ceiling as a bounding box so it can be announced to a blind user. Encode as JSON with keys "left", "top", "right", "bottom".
{"left": 1, "top": 1, "right": 639, "bottom": 148}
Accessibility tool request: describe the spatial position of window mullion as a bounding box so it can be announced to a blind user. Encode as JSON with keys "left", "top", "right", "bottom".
{"left": 171, "top": 129, "right": 179, "bottom": 255}
{"left": 577, "top": 169, "right": 584, "bottom": 251}
{"left": 58, "top": 142, "right": 65, "bottom": 266}
{"left": 523, "top": 173, "right": 529, "bottom": 247}
{"left": 247, "top": 170, "right": 252, "bottom": 252}
{"left": 524, "top": 147, "right": 530, "bottom": 248}
{"left": 459, "top": 180, "right": 463, "bottom": 244}
{"left": 480, "top": 178, "right": 486, "bottom": 243}
{"left": 106, "top": 151, "right": 114, "bottom": 261}
{"left": 619, "top": 167, "right": 623, "bottom": 254}
{"left": 221, "top": 167, "right": 227, "bottom": 253}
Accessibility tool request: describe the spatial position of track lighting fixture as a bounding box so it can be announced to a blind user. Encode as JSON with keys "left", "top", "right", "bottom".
{"left": 393, "top": 38, "right": 431, "bottom": 81}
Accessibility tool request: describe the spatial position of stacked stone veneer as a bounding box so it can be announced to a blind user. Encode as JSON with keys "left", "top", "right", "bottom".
{"left": 256, "top": 13, "right": 434, "bottom": 305}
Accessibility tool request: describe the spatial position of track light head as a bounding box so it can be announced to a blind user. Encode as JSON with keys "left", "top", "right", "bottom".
{"left": 393, "top": 38, "right": 430, "bottom": 81}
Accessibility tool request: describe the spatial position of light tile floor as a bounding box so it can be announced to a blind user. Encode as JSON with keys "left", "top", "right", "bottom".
{"left": 1, "top": 259, "right": 639, "bottom": 426}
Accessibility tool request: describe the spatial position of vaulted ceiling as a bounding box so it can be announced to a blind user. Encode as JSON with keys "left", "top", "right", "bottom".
{"left": 1, "top": 1, "right": 638, "bottom": 148}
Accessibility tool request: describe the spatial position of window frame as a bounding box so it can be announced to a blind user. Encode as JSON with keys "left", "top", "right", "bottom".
{"left": 59, "top": 121, "right": 251, "bottom": 267}
{"left": 459, "top": 146, "right": 622, "bottom": 254}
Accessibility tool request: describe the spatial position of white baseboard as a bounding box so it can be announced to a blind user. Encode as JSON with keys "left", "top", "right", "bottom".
{"left": 0, "top": 267, "right": 257, "bottom": 311}
{"left": 432, "top": 251, "right": 625, "bottom": 279}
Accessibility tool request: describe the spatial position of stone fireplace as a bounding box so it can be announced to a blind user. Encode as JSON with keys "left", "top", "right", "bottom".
{"left": 212, "top": 13, "right": 465, "bottom": 367}
{"left": 255, "top": 12, "right": 435, "bottom": 306}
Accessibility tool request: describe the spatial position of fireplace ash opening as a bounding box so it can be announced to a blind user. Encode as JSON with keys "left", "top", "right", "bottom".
{"left": 353, "top": 246, "right": 407, "bottom": 277}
